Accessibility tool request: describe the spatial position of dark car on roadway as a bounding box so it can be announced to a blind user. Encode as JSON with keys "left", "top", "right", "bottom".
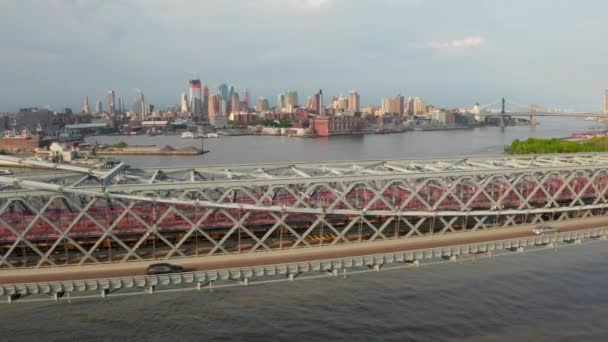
{"left": 146, "top": 263, "right": 184, "bottom": 275}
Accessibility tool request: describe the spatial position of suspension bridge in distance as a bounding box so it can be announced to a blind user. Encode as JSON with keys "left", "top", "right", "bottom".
{"left": 474, "top": 98, "right": 606, "bottom": 127}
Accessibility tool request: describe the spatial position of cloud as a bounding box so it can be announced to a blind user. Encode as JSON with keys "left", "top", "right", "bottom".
{"left": 426, "top": 36, "right": 485, "bottom": 50}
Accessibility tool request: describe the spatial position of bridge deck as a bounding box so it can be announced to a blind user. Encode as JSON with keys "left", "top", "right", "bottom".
{"left": 1, "top": 215, "right": 606, "bottom": 285}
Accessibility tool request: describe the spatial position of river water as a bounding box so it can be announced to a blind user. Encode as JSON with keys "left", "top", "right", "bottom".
{"left": 3, "top": 118, "right": 608, "bottom": 341}
{"left": 85, "top": 118, "right": 605, "bottom": 167}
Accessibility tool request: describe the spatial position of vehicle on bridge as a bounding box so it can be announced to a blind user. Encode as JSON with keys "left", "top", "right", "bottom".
{"left": 146, "top": 263, "right": 184, "bottom": 275}
{"left": 533, "top": 225, "right": 558, "bottom": 235}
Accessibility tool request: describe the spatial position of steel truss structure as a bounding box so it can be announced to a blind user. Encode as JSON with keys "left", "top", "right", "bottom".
{"left": 2, "top": 153, "right": 608, "bottom": 269}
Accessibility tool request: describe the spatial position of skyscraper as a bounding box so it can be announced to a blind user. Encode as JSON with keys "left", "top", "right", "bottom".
{"left": 180, "top": 92, "right": 189, "bottom": 113}
{"left": 132, "top": 90, "right": 146, "bottom": 119}
{"left": 604, "top": 89, "right": 608, "bottom": 115}
{"left": 381, "top": 98, "right": 391, "bottom": 113}
{"left": 277, "top": 90, "right": 298, "bottom": 112}
{"left": 333, "top": 96, "right": 348, "bottom": 112}
{"left": 244, "top": 88, "right": 251, "bottom": 110}
{"left": 230, "top": 93, "right": 240, "bottom": 114}
{"left": 413, "top": 97, "right": 425, "bottom": 114}
{"left": 220, "top": 99, "right": 227, "bottom": 116}
{"left": 276, "top": 90, "right": 298, "bottom": 112}
{"left": 391, "top": 95, "right": 404, "bottom": 115}
{"left": 317, "top": 89, "right": 325, "bottom": 116}
{"left": 189, "top": 80, "right": 202, "bottom": 118}
{"left": 277, "top": 93, "right": 285, "bottom": 112}
{"left": 106, "top": 90, "right": 115, "bottom": 115}
{"left": 228, "top": 85, "right": 235, "bottom": 100}
{"left": 208, "top": 94, "right": 220, "bottom": 117}
{"left": 405, "top": 97, "right": 414, "bottom": 115}
{"left": 217, "top": 84, "right": 229, "bottom": 102}
{"left": 95, "top": 100, "right": 103, "bottom": 114}
{"left": 118, "top": 97, "right": 124, "bottom": 114}
{"left": 203, "top": 85, "right": 209, "bottom": 117}
{"left": 82, "top": 96, "right": 90, "bottom": 114}
{"left": 348, "top": 90, "right": 360, "bottom": 112}
{"left": 255, "top": 97, "right": 269, "bottom": 112}
{"left": 227, "top": 85, "right": 235, "bottom": 113}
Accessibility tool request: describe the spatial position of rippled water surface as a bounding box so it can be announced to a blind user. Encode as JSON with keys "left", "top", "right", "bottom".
{"left": 2, "top": 242, "right": 607, "bottom": 342}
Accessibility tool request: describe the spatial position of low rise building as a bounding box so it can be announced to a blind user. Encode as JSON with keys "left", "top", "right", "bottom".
{"left": 0, "top": 129, "right": 51, "bottom": 152}
{"left": 49, "top": 142, "right": 80, "bottom": 162}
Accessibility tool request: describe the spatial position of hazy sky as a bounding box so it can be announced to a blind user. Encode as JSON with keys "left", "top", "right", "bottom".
{"left": 1, "top": 0, "right": 608, "bottom": 112}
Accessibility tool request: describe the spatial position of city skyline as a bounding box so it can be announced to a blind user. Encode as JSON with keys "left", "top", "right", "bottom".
{"left": 2, "top": 0, "right": 608, "bottom": 112}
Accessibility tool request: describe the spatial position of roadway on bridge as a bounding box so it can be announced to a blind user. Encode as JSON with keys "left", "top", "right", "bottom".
{"left": 2, "top": 216, "right": 608, "bottom": 285}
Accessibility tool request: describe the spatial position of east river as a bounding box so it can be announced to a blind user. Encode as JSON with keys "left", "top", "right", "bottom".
{"left": 2, "top": 117, "right": 608, "bottom": 341}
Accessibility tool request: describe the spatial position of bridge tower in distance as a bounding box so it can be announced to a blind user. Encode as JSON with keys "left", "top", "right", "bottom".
{"left": 500, "top": 97, "right": 506, "bottom": 129}
{"left": 530, "top": 104, "right": 537, "bottom": 126}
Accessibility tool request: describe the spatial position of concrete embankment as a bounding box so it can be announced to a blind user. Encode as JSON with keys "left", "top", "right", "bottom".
{"left": 96, "top": 146, "right": 203, "bottom": 156}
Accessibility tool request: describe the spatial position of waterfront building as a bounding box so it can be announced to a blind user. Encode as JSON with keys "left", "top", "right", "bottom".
{"left": 348, "top": 90, "right": 360, "bottom": 112}
{"left": 310, "top": 114, "right": 363, "bottom": 136}
{"left": 430, "top": 109, "right": 448, "bottom": 125}
{"left": 82, "top": 96, "right": 90, "bottom": 114}
{"left": 217, "top": 84, "right": 229, "bottom": 102}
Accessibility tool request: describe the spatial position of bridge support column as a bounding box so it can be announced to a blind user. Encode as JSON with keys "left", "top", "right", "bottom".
{"left": 373, "top": 264, "right": 381, "bottom": 272}
{"left": 242, "top": 277, "right": 249, "bottom": 286}
{"left": 101, "top": 289, "right": 107, "bottom": 298}
{"left": 288, "top": 273, "right": 295, "bottom": 281}
{"left": 516, "top": 247, "right": 525, "bottom": 253}
{"left": 7, "top": 295, "right": 13, "bottom": 304}
{"left": 529, "top": 115, "right": 537, "bottom": 126}
{"left": 148, "top": 285, "right": 155, "bottom": 294}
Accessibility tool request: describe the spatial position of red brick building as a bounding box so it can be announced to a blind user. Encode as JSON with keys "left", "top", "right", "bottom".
{"left": 0, "top": 133, "right": 50, "bottom": 151}
{"left": 310, "top": 115, "right": 364, "bottom": 137}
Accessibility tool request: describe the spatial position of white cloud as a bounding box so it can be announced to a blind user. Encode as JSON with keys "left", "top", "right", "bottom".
{"left": 426, "top": 36, "right": 485, "bottom": 50}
